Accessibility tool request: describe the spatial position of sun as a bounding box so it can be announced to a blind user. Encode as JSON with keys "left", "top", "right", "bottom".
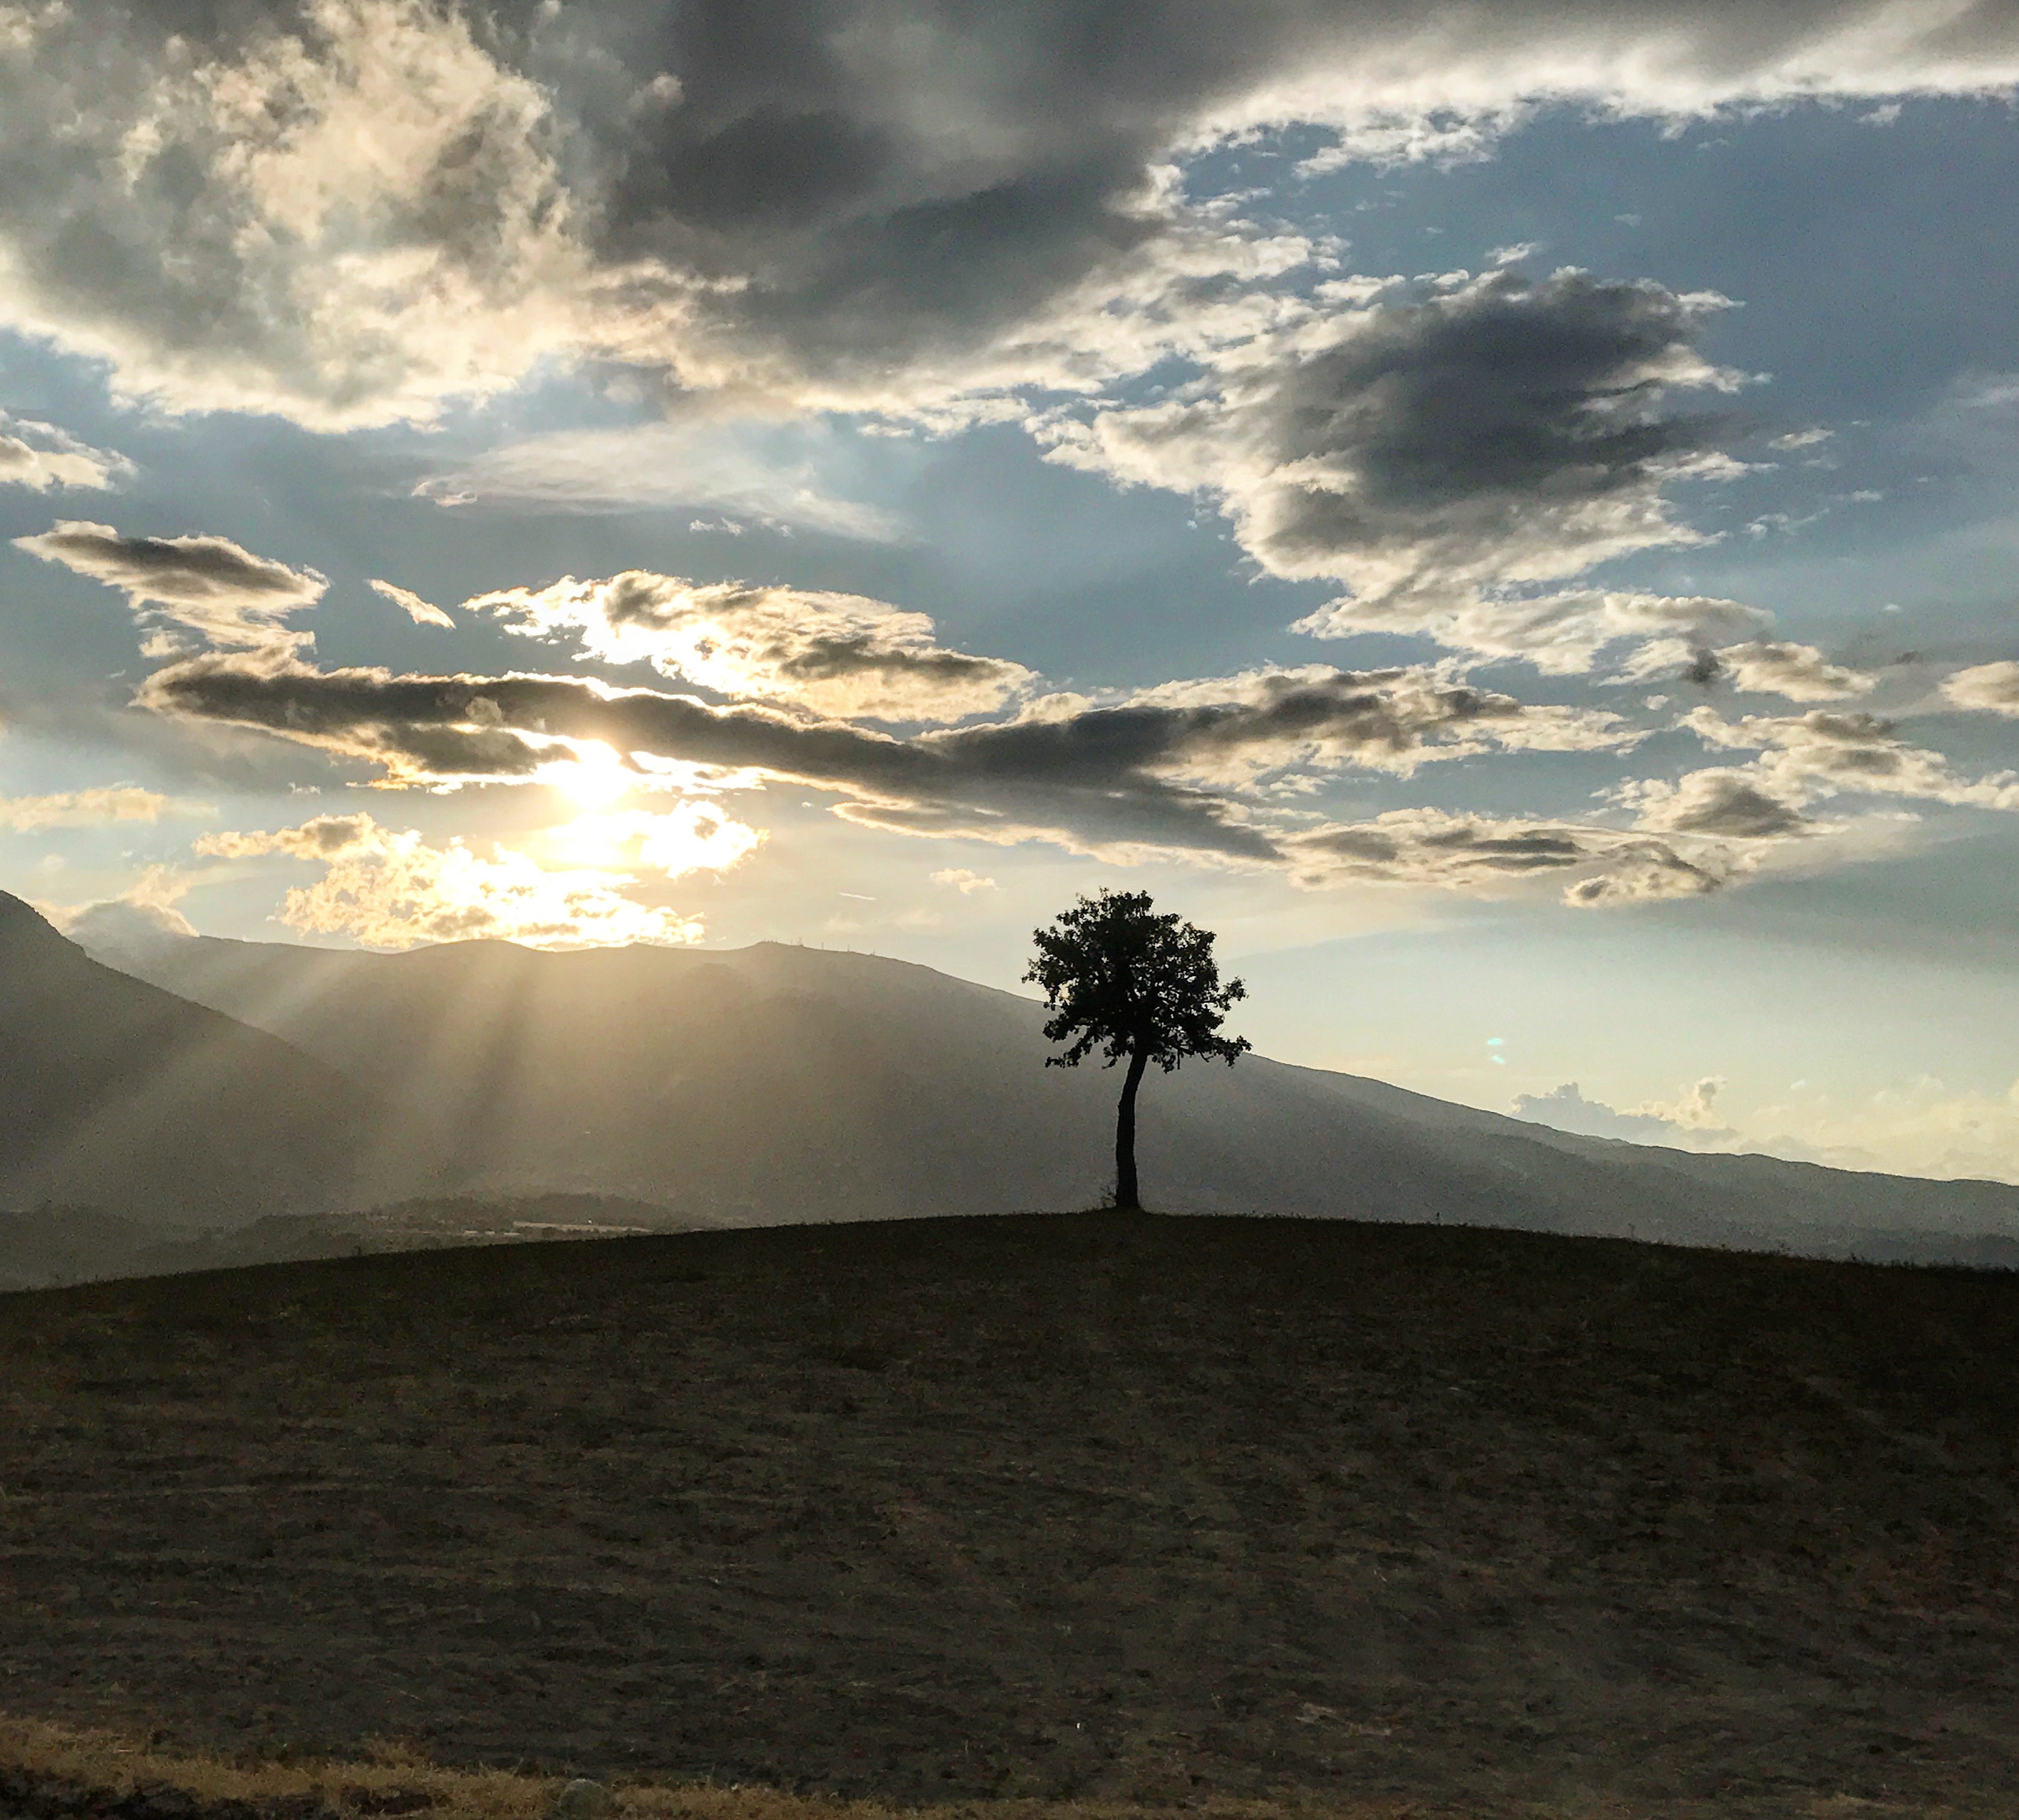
{"left": 547, "top": 741, "right": 633, "bottom": 809}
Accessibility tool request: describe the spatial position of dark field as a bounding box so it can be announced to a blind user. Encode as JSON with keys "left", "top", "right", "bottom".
{"left": 2, "top": 1213, "right": 2017, "bottom": 1818}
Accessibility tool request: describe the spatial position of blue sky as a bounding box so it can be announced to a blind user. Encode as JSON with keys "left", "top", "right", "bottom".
{"left": 2, "top": 0, "right": 2016, "bottom": 1180}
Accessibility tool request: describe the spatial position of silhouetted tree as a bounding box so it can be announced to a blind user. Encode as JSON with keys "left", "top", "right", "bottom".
{"left": 1026, "top": 889, "right": 1250, "bottom": 1211}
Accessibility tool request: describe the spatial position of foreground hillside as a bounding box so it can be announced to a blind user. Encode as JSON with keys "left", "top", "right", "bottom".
{"left": 4, "top": 1213, "right": 2015, "bottom": 1816}
{"left": 66, "top": 906, "right": 2019, "bottom": 1263}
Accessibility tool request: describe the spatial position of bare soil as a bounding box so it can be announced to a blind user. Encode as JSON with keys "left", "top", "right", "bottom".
{"left": 2, "top": 1213, "right": 2016, "bottom": 1818}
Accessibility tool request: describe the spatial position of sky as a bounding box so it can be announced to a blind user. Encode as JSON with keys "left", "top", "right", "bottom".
{"left": 2, "top": 0, "right": 2018, "bottom": 1183}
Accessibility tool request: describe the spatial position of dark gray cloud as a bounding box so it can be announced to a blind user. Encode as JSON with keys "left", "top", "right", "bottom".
{"left": 1053, "top": 270, "right": 1752, "bottom": 663}
{"left": 135, "top": 646, "right": 1721, "bottom": 900}
{"left": 0, "top": 2, "right": 2013, "bottom": 422}
{"left": 13, "top": 519, "right": 327, "bottom": 654}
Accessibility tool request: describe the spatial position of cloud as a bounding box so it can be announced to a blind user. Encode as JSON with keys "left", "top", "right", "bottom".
{"left": 413, "top": 421, "right": 909, "bottom": 541}
{"left": 1520, "top": 1072, "right": 2019, "bottom": 1183}
{"left": 1704, "top": 639, "right": 1876, "bottom": 702}
{"left": 60, "top": 891, "right": 199, "bottom": 956}
{"left": 0, "top": 417, "right": 131, "bottom": 491}
{"left": 0, "top": 0, "right": 588, "bottom": 429}
{"left": 0, "top": 784, "right": 195, "bottom": 832}
{"left": 1752, "top": 1076, "right": 2019, "bottom": 1185}
{"left": 1047, "top": 270, "right": 1758, "bottom": 669}
{"left": 1942, "top": 660, "right": 2019, "bottom": 718}
{"left": 932, "top": 867, "right": 998, "bottom": 893}
{"left": 1618, "top": 767, "right": 1813, "bottom": 840}
{"left": 1279, "top": 807, "right": 1730, "bottom": 905}
{"left": 1685, "top": 706, "right": 2019, "bottom": 811}
{"left": 369, "top": 580, "right": 456, "bottom": 630}
{"left": 13, "top": 519, "right": 327, "bottom": 655}
{"left": 1118, "top": 662, "right": 1637, "bottom": 782}
{"left": 533, "top": 803, "right": 765, "bottom": 879}
{"left": 1513, "top": 1077, "right": 1741, "bottom": 1150}
{"left": 138, "top": 648, "right": 1714, "bottom": 904}
{"left": 2, "top": 2, "right": 2014, "bottom": 426}
{"left": 464, "top": 571, "right": 1036, "bottom": 723}
{"left": 194, "top": 811, "right": 706, "bottom": 950}
{"left": 51, "top": 864, "right": 199, "bottom": 955}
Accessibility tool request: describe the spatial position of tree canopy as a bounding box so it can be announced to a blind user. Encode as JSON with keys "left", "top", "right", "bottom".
{"left": 1026, "top": 889, "right": 1249, "bottom": 1209}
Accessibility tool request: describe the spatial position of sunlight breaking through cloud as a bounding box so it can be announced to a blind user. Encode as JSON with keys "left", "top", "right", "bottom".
{"left": 196, "top": 812, "right": 723, "bottom": 950}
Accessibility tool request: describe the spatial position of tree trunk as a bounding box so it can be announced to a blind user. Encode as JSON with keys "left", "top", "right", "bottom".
{"left": 1114, "top": 1046, "right": 1150, "bottom": 1210}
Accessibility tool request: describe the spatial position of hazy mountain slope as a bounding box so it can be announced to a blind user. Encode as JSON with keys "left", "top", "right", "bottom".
{"left": 81, "top": 918, "right": 2019, "bottom": 1255}
{"left": 0, "top": 894, "right": 389, "bottom": 1224}
{"left": 0, "top": 1207, "right": 157, "bottom": 1293}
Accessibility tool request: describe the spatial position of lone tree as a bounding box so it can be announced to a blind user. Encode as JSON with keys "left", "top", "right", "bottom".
{"left": 1026, "top": 889, "right": 1250, "bottom": 1212}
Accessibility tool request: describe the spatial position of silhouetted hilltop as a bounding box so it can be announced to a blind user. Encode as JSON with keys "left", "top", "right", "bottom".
{"left": 4, "top": 1214, "right": 2017, "bottom": 1812}
{"left": 0, "top": 894, "right": 387, "bottom": 1225}
{"left": 72, "top": 912, "right": 2019, "bottom": 1263}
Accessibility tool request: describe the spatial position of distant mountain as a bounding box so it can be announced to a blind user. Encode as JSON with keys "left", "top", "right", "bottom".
{"left": 0, "top": 893, "right": 390, "bottom": 1226}
{"left": 73, "top": 912, "right": 2019, "bottom": 1263}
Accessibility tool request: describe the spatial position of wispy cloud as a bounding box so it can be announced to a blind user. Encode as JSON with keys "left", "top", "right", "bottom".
{"left": 0, "top": 784, "right": 202, "bottom": 831}
{"left": 369, "top": 579, "right": 456, "bottom": 630}
{"left": 413, "top": 421, "right": 909, "bottom": 542}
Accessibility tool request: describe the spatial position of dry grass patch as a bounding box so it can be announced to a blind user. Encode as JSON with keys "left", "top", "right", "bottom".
{"left": 0, "top": 1718, "right": 1492, "bottom": 1820}
{"left": 0, "top": 1715, "right": 2001, "bottom": 1820}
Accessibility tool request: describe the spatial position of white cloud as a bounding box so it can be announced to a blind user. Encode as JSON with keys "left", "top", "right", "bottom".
{"left": 1685, "top": 706, "right": 2019, "bottom": 811}
{"left": 1751, "top": 1076, "right": 2019, "bottom": 1184}
{"left": 1520, "top": 1071, "right": 2019, "bottom": 1183}
{"left": 1707, "top": 639, "right": 1876, "bottom": 702}
{"left": 0, "top": 417, "right": 132, "bottom": 491}
{"left": 56, "top": 867, "right": 200, "bottom": 952}
{"left": 465, "top": 571, "right": 1037, "bottom": 723}
{"left": 1941, "top": 660, "right": 2019, "bottom": 718}
{"left": 0, "top": 784, "right": 197, "bottom": 832}
{"left": 369, "top": 579, "right": 456, "bottom": 629}
{"left": 0, "top": 0, "right": 589, "bottom": 427}
{"left": 1513, "top": 1077, "right": 1740, "bottom": 1150}
{"left": 932, "top": 867, "right": 998, "bottom": 893}
{"left": 195, "top": 811, "right": 710, "bottom": 950}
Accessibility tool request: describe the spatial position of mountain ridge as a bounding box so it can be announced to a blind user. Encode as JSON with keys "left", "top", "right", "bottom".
{"left": 0, "top": 894, "right": 395, "bottom": 1225}
{"left": 57, "top": 902, "right": 2019, "bottom": 1267}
